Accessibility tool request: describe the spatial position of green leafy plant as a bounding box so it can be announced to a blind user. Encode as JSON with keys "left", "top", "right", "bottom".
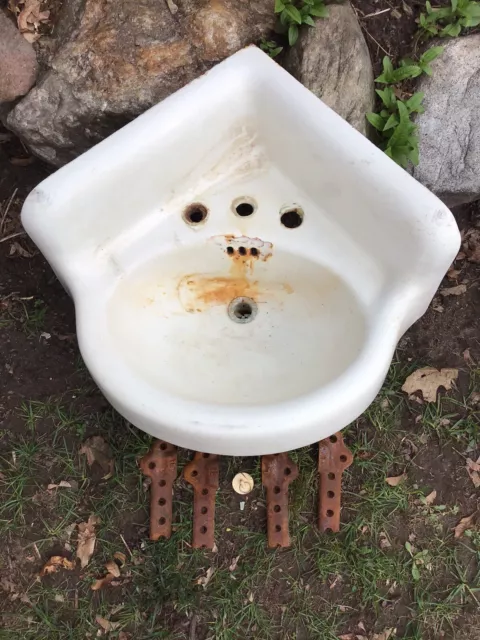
{"left": 375, "top": 47, "right": 444, "bottom": 84}
{"left": 367, "top": 90, "right": 422, "bottom": 168}
{"left": 366, "top": 47, "right": 443, "bottom": 168}
{"left": 419, "top": 0, "right": 480, "bottom": 38}
{"left": 259, "top": 38, "right": 283, "bottom": 57}
{"left": 274, "top": 0, "right": 328, "bottom": 46}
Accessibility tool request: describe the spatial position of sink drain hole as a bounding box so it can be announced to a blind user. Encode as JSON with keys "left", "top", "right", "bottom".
{"left": 280, "top": 205, "right": 304, "bottom": 229}
{"left": 228, "top": 296, "right": 258, "bottom": 324}
{"left": 183, "top": 203, "right": 208, "bottom": 225}
{"left": 232, "top": 196, "right": 257, "bottom": 218}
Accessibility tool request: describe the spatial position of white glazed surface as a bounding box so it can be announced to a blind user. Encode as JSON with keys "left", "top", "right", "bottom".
{"left": 22, "top": 47, "right": 461, "bottom": 455}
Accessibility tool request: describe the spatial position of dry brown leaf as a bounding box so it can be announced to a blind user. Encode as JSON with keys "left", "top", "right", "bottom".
{"left": 402, "top": 1, "right": 413, "bottom": 15}
{"left": 118, "top": 633, "right": 131, "bottom": 640}
{"left": 447, "top": 268, "right": 462, "bottom": 280}
{"left": 454, "top": 513, "right": 475, "bottom": 538}
{"left": 440, "top": 284, "right": 467, "bottom": 297}
{"left": 95, "top": 615, "right": 120, "bottom": 632}
{"left": 91, "top": 573, "right": 117, "bottom": 591}
{"left": 338, "top": 635, "right": 356, "bottom": 640}
{"left": 105, "top": 560, "right": 121, "bottom": 578}
{"left": 463, "top": 348, "right": 475, "bottom": 365}
{"left": 113, "top": 551, "right": 126, "bottom": 566}
{"left": 47, "top": 480, "right": 72, "bottom": 491}
{"left": 196, "top": 566, "right": 215, "bottom": 589}
{"left": 39, "top": 555, "right": 75, "bottom": 577}
{"left": 372, "top": 630, "right": 396, "bottom": 640}
{"left": 466, "top": 458, "right": 480, "bottom": 488}
{"left": 379, "top": 532, "right": 392, "bottom": 549}
{"left": 76, "top": 514, "right": 99, "bottom": 568}
{"left": 9, "top": 242, "right": 34, "bottom": 258}
{"left": 385, "top": 473, "right": 406, "bottom": 487}
{"left": 228, "top": 556, "right": 240, "bottom": 572}
{"left": 402, "top": 367, "right": 458, "bottom": 403}
{"left": 464, "top": 229, "right": 480, "bottom": 263}
{"left": 79, "top": 436, "right": 114, "bottom": 479}
{"left": 9, "top": 155, "right": 35, "bottom": 166}
{"left": 424, "top": 490, "right": 437, "bottom": 505}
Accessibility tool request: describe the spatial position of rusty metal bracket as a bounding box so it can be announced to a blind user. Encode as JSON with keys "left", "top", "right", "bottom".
{"left": 184, "top": 452, "right": 219, "bottom": 549}
{"left": 318, "top": 432, "right": 353, "bottom": 533}
{"left": 140, "top": 440, "right": 177, "bottom": 540}
{"left": 261, "top": 452, "right": 299, "bottom": 548}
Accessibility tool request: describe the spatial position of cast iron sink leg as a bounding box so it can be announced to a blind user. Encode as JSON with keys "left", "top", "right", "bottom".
{"left": 261, "top": 452, "right": 299, "bottom": 548}
{"left": 318, "top": 432, "right": 353, "bottom": 533}
{"left": 140, "top": 440, "right": 177, "bottom": 540}
{"left": 184, "top": 452, "right": 220, "bottom": 549}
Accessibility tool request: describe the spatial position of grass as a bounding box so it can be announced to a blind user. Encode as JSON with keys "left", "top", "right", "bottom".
{"left": 0, "top": 361, "right": 479, "bottom": 639}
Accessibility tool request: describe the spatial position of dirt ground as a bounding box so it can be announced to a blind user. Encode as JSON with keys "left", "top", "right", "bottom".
{"left": 1, "top": 2, "right": 480, "bottom": 639}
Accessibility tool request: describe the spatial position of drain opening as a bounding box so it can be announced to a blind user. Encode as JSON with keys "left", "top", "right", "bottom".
{"left": 228, "top": 296, "right": 258, "bottom": 324}
{"left": 234, "top": 301, "right": 253, "bottom": 320}
{"left": 183, "top": 203, "right": 208, "bottom": 225}
{"left": 280, "top": 206, "right": 304, "bottom": 229}
{"left": 232, "top": 197, "right": 257, "bottom": 218}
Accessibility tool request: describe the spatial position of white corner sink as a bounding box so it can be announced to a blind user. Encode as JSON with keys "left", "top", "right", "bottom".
{"left": 22, "top": 47, "right": 460, "bottom": 456}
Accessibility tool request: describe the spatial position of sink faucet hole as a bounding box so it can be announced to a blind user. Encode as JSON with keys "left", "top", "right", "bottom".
{"left": 280, "top": 206, "right": 304, "bottom": 229}
{"left": 228, "top": 297, "right": 258, "bottom": 324}
{"left": 232, "top": 197, "right": 257, "bottom": 217}
{"left": 183, "top": 203, "right": 208, "bottom": 225}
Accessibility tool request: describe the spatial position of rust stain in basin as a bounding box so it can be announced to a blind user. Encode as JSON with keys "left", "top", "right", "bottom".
{"left": 177, "top": 235, "right": 290, "bottom": 313}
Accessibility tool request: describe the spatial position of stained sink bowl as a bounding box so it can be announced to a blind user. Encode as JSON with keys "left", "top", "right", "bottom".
{"left": 21, "top": 47, "right": 460, "bottom": 456}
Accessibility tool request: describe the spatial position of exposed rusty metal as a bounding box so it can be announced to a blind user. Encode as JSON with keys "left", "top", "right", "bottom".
{"left": 261, "top": 452, "right": 299, "bottom": 548}
{"left": 183, "top": 452, "right": 219, "bottom": 549}
{"left": 139, "top": 440, "right": 177, "bottom": 540}
{"left": 318, "top": 432, "right": 353, "bottom": 533}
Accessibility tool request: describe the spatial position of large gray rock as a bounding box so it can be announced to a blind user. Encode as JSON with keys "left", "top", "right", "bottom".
{"left": 283, "top": 2, "right": 374, "bottom": 135}
{"left": 0, "top": 11, "right": 37, "bottom": 103}
{"left": 5, "top": 0, "right": 275, "bottom": 166}
{"left": 414, "top": 35, "right": 480, "bottom": 207}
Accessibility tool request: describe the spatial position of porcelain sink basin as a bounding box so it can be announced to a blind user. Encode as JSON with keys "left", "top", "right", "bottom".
{"left": 22, "top": 47, "right": 460, "bottom": 456}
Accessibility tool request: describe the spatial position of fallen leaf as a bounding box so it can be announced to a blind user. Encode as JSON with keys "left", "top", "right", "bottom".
{"left": 463, "top": 229, "right": 480, "bottom": 263}
{"left": 232, "top": 472, "right": 254, "bottom": 495}
{"left": 424, "top": 490, "right": 437, "bottom": 505}
{"left": 104, "top": 560, "right": 121, "bottom": 578}
{"left": 54, "top": 594, "right": 65, "bottom": 602}
{"left": 95, "top": 616, "right": 120, "bottom": 632}
{"left": 454, "top": 513, "right": 475, "bottom": 538}
{"left": 440, "top": 284, "right": 467, "bottom": 297}
{"left": 113, "top": 551, "right": 126, "bottom": 566}
{"left": 80, "top": 436, "right": 114, "bottom": 479}
{"left": 402, "top": 367, "right": 458, "bottom": 403}
{"left": 447, "top": 268, "right": 462, "bottom": 280}
{"left": 9, "top": 242, "right": 34, "bottom": 258}
{"left": 379, "top": 532, "right": 392, "bottom": 549}
{"left": 76, "top": 514, "right": 99, "bottom": 568}
{"left": 229, "top": 556, "right": 240, "bottom": 572}
{"left": 466, "top": 458, "right": 480, "bottom": 488}
{"left": 338, "top": 635, "right": 356, "bottom": 640}
{"left": 391, "top": 8, "right": 402, "bottom": 19}
{"left": 39, "top": 555, "right": 75, "bottom": 577}
{"left": 9, "top": 156, "right": 35, "bottom": 166}
{"left": 372, "top": 630, "right": 396, "bottom": 640}
{"left": 196, "top": 566, "right": 215, "bottom": 589}
{"left": 118, "top": 633, "right": 131, "bottom": 640}
{"left": 463, "top": 349, "right": 475, "bottom": 365}
{"left": 47, "top": 480, "right": 72, "bottom": 491}
{"left": 386, "top": 473, "right": 406, "bottom": 487}
{"left": 91, "top": 573, "right": 117, "bottom": 591}
{"left": 432, "top": 298, "right": 444, "bottom": 313}
{"left": 357, "top": 622, "right": 366, "bottom": 633}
